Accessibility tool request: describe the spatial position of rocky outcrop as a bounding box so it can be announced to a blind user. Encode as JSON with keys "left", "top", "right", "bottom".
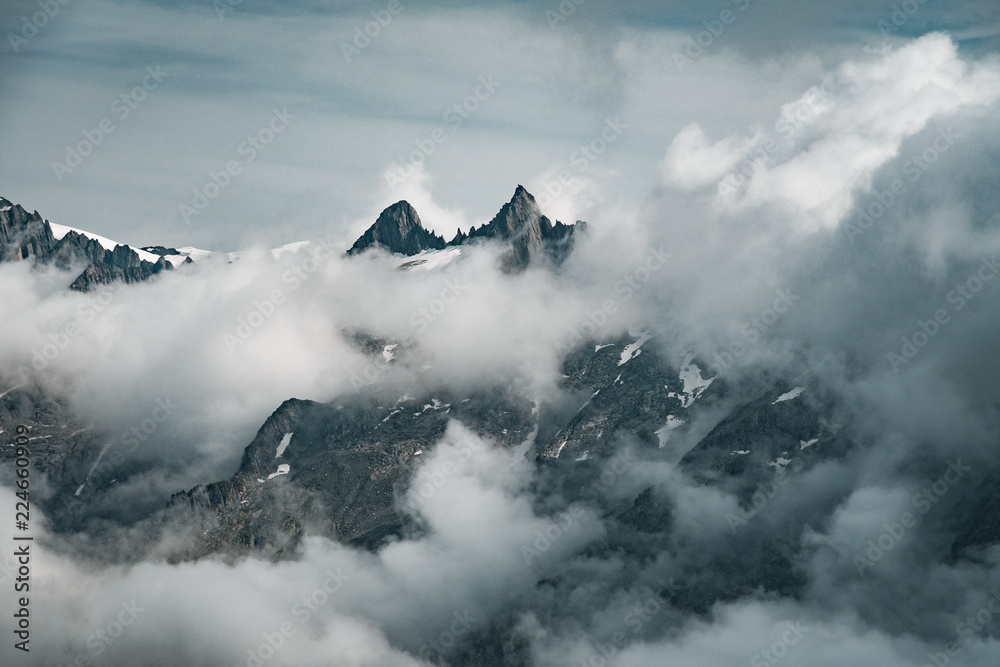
{"left": 462, "top": 185, "right": 584, "bottom": 271}
{"left": 68, "top": 245, "right": 172, "bottom": 292}
{"left": 0, "top": 196, "right": 171, "bottom": 290}
{"left": 346, "top": 186, "right": 586, "bottom": 272}
{"left": 0, "top": 197, "right": 57, "bottom": 262}
{"left": 347, "top": 201, "right": 447, "bottom": 256}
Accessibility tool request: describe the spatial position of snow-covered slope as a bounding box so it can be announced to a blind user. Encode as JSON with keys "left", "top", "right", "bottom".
{"left": 48, "top": 222, "right": 163, "bottom": 263}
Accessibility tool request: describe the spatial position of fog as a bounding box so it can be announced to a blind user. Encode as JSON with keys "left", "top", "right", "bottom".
{"left": 3, "top": 31, "right": 1000, "bottom": 667}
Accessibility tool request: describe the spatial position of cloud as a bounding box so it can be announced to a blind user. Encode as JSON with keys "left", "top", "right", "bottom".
{"left": 668, "top": 33, "right": 1000, "bottom": 231}
{"left": 660, "top": 123, "right": 751, "bottom": 190}
{"left": 0, "top": 422, "right": 605, "bottom": 665}
{"left": 7, "top": 18, "right": 1000, "bottom": 667}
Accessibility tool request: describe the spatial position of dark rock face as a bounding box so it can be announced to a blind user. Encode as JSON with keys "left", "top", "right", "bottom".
{"left": 168, "top": 385, "right": 536, "bottom": 560}
{"left": 535, "top": 334, "right": 722, "bottom": 461}
{"left": 163, "top": 332, "right": 712, "bottom": 561}
{"left": 678, "top": 384, "right": 847, "bottom": 491}
{"left": 346, "top": 186, "right": 586, "bottom": 271}
{"left": 618, "top": 487, "right": 672, "bottom": 533}
{"left": 51, "top": 230, "right": 108, "bottom": 269}
{"left": 0, "top": 197, "right": 57, "bottom": 262}
{"left": 462, "top": 185, "right": 583, "bottom": 271}
{"left": 0, "top": 380, "right": 108, "bottom": 532}
{"left": 0, "top": 197, "right": 171, "bottom": 290}
{"left": 69, "top": 245, "right": 172, "bottom": 292}
{"left": 347, "top": 201, "right": 447, "bottom": 256}
{"left": 949, "top": 467, "right": 1000, "bottom": 559}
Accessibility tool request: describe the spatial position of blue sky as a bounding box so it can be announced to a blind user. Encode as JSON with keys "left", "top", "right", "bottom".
{"left": 0, "top": 0, "right": 997, "bottom": 251}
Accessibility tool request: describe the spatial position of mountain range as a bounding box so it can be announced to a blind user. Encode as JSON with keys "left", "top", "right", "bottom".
{"left": 348, "top": 185, "right": 584, "bottom": 272}
{"left": 0, "top": 185, "right": 584, "bottom": 292}
{"left": 2, "top": 186, "right": 1000, "bottom": 664}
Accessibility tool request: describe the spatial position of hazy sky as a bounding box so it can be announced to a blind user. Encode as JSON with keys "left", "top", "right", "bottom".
{"left": 1, "top": 0, "right": 997, "bottom": 251}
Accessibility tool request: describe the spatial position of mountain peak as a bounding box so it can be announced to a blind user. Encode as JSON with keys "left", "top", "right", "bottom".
{"left": 347, "top": 201, "right": 446, "bottom": 257}
{"left": 345, "top": 186, "right": 586, "bottom": 269}
{"left": 468, "top": 185, "right": 543, "bottom": 243}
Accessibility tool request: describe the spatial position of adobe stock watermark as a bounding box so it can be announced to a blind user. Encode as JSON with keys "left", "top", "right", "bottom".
{"left": 383, "top": 75, "right": 502, "bottom": 186}
{"left": 234, "top": 568, "right": 350, "bottom": 667}
{"left": 749, "top": 621, "right": 810, "bottom": 667}
{"left": 54, "top": 600, "right": 144, "bottom": 667}
{"left": 860, "top": 0, "right": 931, "bottom": 59}
{"left": 27, "top": 285, "right": 120, "bottom": 373}
{"left": 844, "top": 126, "right": 961, "bottom": 243}
{"left": 520, "top": 505, "right": 587, "bottom": 566}
{"left": 534, "top": 117, "right": 628, "bottom": 211}
{"left": 577, "top": 579, "right": 677, "bottom": 667}
{"left": 854, "top": 460, "right": 970, "bottom": 575}
{"left": 405, "top": 438, "right": 475, "bottom": 505}
{"left": 223, "top": 235, "right": 339, "bottom": 351}
{"left": 214, "top": 0, "right": 244, "bottom": 20}
{"left": 61, "top": 397, "right": 178, "bottom": 516}
{"left": 556, "top": 245, "right": 669, "bottom": 357}
{"left": 180, "top": 107, "right": 294, "bottom": 224}
{"left": 712, "top": 288, "right": 800, "bottom": 371}
{"left": 407, "top": 278, "right": 466, "bottom": 333}
{"left": 545, "top": 0, "right": 598, "bottom": 30}
{"left": 522, "top": 449, "right": 639, "bottom": 561}
{"left": 52, "top": 66, "right": 170, "bottom": 182}
{"left": 887, "top": 254, "right": 999, "bottom": 372}
{"left": 923, "top": 588, "right": 1000, "bottom": 667}
{"left": 672, "top": 0, "right": 754, "bottom": 72}
{"left": 7, "top": 0, "right": 72, "bottom": 53}
{"left": 725, "top": 439, "right": 826, "bottom": 534}
{"left": 874, "top": 0, "right": 929, "bottom": 39}
{"left": 340, "top": 0, "right": 402, "bottom": 63}
{"left": 718, "top": 76, "right": 835, "bottom": 197}
{"left": 350, "top": 276, "right": 467, "bottom": 390}
{"left": 417, "top": 609, "right": 479, "bottom": 666}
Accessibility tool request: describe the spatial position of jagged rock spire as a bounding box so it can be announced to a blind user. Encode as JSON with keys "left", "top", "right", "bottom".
{"left": 347, "top": 201, "right": 446, "bottom": 256}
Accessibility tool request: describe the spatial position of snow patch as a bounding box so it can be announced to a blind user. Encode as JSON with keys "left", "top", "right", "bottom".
{"left": 508, "top": 422, "right": 539, "bottom": 467}
{"left": 162, "top": 246, "right": 213, "bottom": 266}
{"left": 275, "top": 432, "right": 292, "bottom": 458}
{"left": 655, "top": 416, "right": 685, "bottom": 448}
{"left": 162, "top": 255, "right": 188, "bottom": 268}
{"left": 49, "top": 222, "right": 161, "bottom": 263}
{"left": 271, "top": 241, "right": 310, "bottom": 259}
{"left": 383, "top": 344, "right": 397, "bottom": 363}
{"left": 768, "top": 457, "right": 792, "bottom": 469}
{"left": 422, "top": 399, "right": 450, "bottom": 412}
{"left": 575, "top": 451, "right": 589, "bottom": 462}
{"left": 0, "top": 384, "right": 24, "bottom": 400}
{"left": 75, "top": 444, "right": 111, "bottom": 496}
{"left": 667, "top": 353, "right": 716, "bottom": 408}
{"left": 618, "top": 331, "right": 652, "bottom": 366}
{"left": 266, "top": 464, "right": 291, "bottom": 480}
{"left": 731, "top": 450, "right": 751, "bottom": 456}
{"left": 398, "top": 247, "right": 462, "bottom": 272}
{"left": 800, "top": 438, "right": 819, "bottom": 450}
{"left": 773, "top": 387, "right": 805, "bottom": 404}
{"left": 594, "top": 343, "right": 612, "bottom": 352}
